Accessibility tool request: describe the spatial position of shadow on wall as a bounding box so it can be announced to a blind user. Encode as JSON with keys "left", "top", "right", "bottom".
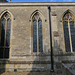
{"left": 27, "top": 39, "right": 61, "bottom": 75}
{"left": 0, "top": 40, "right": 63, "bottom": 75}
{"left": 27, "top": 52, "right": 52, "bottom": 75}
{"left": 0, "top": 60, "right": 6, "bottom": 75}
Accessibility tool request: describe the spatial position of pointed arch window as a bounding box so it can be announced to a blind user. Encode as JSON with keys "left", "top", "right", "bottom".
{"left": 63, "top": 11, "right": 75, "bottom": 52}
{"left": 0, "top": 12, "right": 11, "bottom": 58}
{"left": 33, "top": 13, "right": 43, "bottom": 53}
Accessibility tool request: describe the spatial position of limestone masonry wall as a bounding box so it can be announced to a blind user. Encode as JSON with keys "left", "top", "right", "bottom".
{"left": 0, "top": 3, "right": 75, "bottom": 74}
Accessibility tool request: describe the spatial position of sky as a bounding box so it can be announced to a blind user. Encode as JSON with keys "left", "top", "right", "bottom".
{"left": 7, "top": 0, "right": 75, "bottom": 2}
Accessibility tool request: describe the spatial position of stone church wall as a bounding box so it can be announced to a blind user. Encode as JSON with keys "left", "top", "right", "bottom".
{"left": 0, "top": 3, "right": 75, "bottom": 73}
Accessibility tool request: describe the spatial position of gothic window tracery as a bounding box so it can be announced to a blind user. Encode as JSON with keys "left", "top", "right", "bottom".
{"left": 0, "top": 12, "right": 11, "bottom": 58}
{"left": 33, "top": 13, "right": 43, "bottom": 53}
{"left": 63, "top": 11, "right": 75, "bottom": 52}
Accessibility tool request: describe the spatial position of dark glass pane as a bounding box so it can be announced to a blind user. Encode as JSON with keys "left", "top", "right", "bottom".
{"left": 1, "top": 19, "right": 6, "bottom": 46}
{"left": 0, "top": 48, "right": 4, "bottom": 58}
{"left": 70, "top": 21, "right": 75, "bottom": 52}
{"left": 38, "top": 20, "right": 43, "bottom": 52}
{"left": 4, "top": 48, "right": 9, "bottom": 58}
{"left": 33, "top": 20, "right": 37, "bottom": 52}
{"left": 6, "top": 19, "right": 11, "bottom": 46}
{"left": 63, "top": 21, "right": 71, "bottom": 52}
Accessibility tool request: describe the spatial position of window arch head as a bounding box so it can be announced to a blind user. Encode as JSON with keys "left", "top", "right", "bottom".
{"left": 1, "top": 12, "right": 11, "bottom": 20}
{"left": 32, "top": 12, "right": 42, "bottom": 21}
{"left": 63, "top": 10, "right": 74, "bottom": 21}
{"left": 30, "top": 10, "right": 45, "bottom": 21}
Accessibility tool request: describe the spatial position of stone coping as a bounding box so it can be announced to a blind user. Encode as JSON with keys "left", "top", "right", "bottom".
{"left": 0, "top": 2, "right": 75, "bottom": 6}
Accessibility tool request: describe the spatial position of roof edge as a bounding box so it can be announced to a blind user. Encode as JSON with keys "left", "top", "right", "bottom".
{"left": 0, "top": 2, "right": 75, "bottom": 6}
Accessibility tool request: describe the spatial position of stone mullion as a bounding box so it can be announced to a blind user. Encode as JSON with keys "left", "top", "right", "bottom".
{"left": 37, "top": 19, "right": 39, "bottom": 53}
{"left": 68, "top": 20, "right": 73, "bottom": 52}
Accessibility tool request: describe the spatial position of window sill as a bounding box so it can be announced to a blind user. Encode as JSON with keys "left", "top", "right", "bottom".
{"left": 55, "top": 51, "right": 75, "bottom": 56}
{"left": 64, "top": 52, "right": 75, "bottom": 55}
{"left": 0, "top": 59, "right": 9, "bottom": 61}
{"left": 31, "top": 52, "right": 50, "bottom": 56}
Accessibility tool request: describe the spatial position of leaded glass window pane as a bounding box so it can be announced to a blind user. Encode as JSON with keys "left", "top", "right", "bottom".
{"left": 4, "top": 48, "right": 9, "bottom": 58}
{"left": 6, "top": 19, "right": 11, "bottom": 46}
{"left": 38, "top": 20, "right": 43, "bottom": 52}
{"left": 63, "top": 21, "right": 71, "bottom": 52}
{"left": 0, "top": 48, "right": 4, "bottom": 58}
{"left": 70, "top": 21, "right": 75, "bottom": 52}
{"left": 1, "top": 18, "right": 6, "bottom": 46}
{"left": 33, "top": 20, "right": 37, "bottom": 52}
